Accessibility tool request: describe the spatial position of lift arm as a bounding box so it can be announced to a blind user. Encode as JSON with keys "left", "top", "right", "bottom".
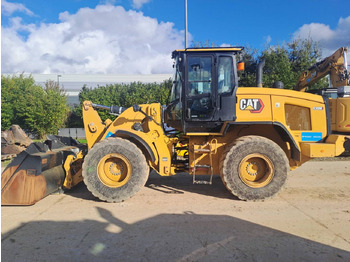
{"left": 294, "top": 47, "right": 349, "bottom": 91}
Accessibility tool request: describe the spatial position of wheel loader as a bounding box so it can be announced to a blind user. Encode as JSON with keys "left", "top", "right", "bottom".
{"left": 2, "top": 47, "right": 350, "bottom": 205}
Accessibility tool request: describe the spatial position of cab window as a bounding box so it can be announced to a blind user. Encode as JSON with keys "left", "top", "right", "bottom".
{"left": 170, "top": 70, "right": 182, "bottom": 102}
{"left": 167, "top": 58, "right": 183, "bottom": 121}
{"left": 218, "top": 56, "right": 233, "bottom": 94}
{"left": 186, "top": 56, "right": 214, "bottom": 120}
{"left": 187, "top": 56, "right": 212, "bottom": 96}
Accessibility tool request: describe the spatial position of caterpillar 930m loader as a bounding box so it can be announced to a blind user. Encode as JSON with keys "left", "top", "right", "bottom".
{"left": 2, "top": 47, "right": 350, "bottom": 205}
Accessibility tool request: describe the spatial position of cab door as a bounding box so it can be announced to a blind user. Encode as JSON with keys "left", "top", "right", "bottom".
{"left": 185, "top": 55, "right": 215, "bottom": 122}
{"left": 214, "top": 55, "right": 237, "bottom": 122}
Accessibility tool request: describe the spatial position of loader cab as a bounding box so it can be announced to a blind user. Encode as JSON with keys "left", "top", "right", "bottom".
{"left": 165, "top": 47, "right": 243, "bottom": 133}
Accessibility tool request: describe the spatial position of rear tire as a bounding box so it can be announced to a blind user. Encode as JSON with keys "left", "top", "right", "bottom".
{"left": 220, "top": 136, "right": 289, "bottom": 201}
{"left": 82, "top": 138, "right": 149, "bottom": 202}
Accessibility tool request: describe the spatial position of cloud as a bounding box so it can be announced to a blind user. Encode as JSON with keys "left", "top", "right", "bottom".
{"left": 293, "top": 16, "right": 350, "bottom": 56}
{"left": 1, "top": 0, "right": 34, "bottom": 16}
{"left": 264, "top": 35, "right": 272, "bottom": 45}
{"left": 1, "top": 4, "right": 184, "bottom": 74}
{"left": 132, "top": 0, "right": 151, "bottom": 9}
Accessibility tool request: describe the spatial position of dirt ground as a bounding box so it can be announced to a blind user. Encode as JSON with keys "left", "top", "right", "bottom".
{"left": 1, "top": 160, "right": 350, "bottom": 262}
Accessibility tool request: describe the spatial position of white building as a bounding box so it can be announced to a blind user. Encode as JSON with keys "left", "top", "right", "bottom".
{"left": 6, "top": 73, "right": 172, "bottom": 105}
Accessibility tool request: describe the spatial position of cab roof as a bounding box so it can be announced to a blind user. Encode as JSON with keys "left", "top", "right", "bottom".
{"left": 172, "top": 46, "right": 244, "bottom": 58}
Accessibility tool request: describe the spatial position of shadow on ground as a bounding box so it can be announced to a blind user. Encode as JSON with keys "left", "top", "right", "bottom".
{"left": 146, "top": 171, "right": 236, "bottom": 199}
{"left": 2, "top": 207, "right": 349, "bottom": 262}
{"left": 66, "top": 171, "right": 236, "bottom": 202}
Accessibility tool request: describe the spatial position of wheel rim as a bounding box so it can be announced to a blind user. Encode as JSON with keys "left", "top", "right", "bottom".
{"left": 238, "top": 153, "right": 274, "bottom": 188}
{"left": 97, "top": 153, "right": 132, "bottom": 188}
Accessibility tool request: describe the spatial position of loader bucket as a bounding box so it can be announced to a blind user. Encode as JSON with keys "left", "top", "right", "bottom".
{"left": 1, "top": 136, "right": 87, "bottom": 206}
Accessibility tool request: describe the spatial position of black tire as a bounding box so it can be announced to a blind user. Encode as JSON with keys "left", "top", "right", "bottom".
{"left": 82, "top": 138, "right": 149, "bottom": 202}
{"left": 220, "top": 136, "right": 289, "bottom": 201}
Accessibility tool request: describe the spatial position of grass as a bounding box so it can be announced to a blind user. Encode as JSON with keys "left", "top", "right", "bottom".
{"left": 1, "top": 160, "right": 11, "bottom": 169}
{"left": 77, "top": 139, "right": 87, "bottom": 144}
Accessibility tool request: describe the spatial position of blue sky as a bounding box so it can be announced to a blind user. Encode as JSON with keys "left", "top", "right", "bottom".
{"left": 2, "top": 0, "right": 350, "bottom": 74}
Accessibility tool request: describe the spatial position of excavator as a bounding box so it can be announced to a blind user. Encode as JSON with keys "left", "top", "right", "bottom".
{"left": 2, "top": 46, "right": 350, "bottom": 205}
{"left": 294, "top": 47, "right": 350, "bottom": 133}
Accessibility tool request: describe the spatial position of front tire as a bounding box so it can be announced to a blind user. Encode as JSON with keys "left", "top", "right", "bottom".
{"left": 220, "top": 136, "right": 289, "bottom": 201}
{"left": 82, "top": 138, "right": 149, "bottom": 202}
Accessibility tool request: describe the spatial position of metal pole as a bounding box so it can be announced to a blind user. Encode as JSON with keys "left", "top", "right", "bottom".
{"left": 57, "top": 74, "right": 62, "bottom": 86}
{"left": 185, "top": 0, "right": 188, "bottom": 49}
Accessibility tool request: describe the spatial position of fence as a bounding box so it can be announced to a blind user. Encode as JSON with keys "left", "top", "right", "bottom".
{"left": 58, "top": 128, "right": 86, "bottom": 139}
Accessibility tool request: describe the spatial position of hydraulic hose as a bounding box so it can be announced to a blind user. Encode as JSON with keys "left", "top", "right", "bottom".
{"left": 91, "top": 103, "right": 127, "bottom": 115}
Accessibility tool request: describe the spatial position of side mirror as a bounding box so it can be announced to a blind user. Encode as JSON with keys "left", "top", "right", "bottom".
{"left": 238, "top": 61, "right": 245, "bottom": 71}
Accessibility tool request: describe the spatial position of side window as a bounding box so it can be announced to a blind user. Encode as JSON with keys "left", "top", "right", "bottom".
{"left": 218, "top": 56, "right": 233, "bottom": 94}
{"left": 187, "top": 56, "right": 212, "bottom": 96}
{"left": 168, "top": 62, "right": 183, "bottom": 121}
{"left": 170, "top": 68, "right": 182, "bottom": 102}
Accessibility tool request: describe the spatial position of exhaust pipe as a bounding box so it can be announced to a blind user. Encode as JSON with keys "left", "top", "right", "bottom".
{"left": 256, "top": 59, "right": 265, "bottom": 87}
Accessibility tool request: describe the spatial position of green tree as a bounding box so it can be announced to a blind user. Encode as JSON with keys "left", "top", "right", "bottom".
{"left": 1, "top": 74, "right": 69, "bottom": 138}
{"left": 69, "top": 79, "right": 171, "bottom": 127}
{"left": 237, "top": 46, "right": 259, "bottom": 87}
{"left": 238, "top": 38, "right": 326, "bottom": 90}
{"left": 260, "top": 44, "right": 294, "bottom": 89}
{"left": 191, "top": 40, "right": 218, "bottom": 48}
{"left": 41, "top": 80, "right": 70, "bottom": 135}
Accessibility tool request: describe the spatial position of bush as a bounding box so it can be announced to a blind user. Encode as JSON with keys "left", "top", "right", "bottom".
{"left": 1, "top": 74, "right": 69, "bottom": 138}
{"left": 69, "top": 79, "right": 171, "bottom": 127}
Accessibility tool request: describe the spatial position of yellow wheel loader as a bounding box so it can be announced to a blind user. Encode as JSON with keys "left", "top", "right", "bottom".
{"left": 2, "top": 47, "right": 350, "bottom": 205}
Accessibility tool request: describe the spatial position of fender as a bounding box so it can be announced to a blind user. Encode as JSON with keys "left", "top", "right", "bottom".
{"left": 104, "top": 129, "right": 156, "bottom": 163}
{"left": 223, "top": 121, "right": 301, "bottom": 161}
{"left": 272, "top": 122, "right": 301, "bottom": 161}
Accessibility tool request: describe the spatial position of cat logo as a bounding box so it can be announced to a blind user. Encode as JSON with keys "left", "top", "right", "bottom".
{"left": 240, "top": 98, "right": 264, "bottom": 113}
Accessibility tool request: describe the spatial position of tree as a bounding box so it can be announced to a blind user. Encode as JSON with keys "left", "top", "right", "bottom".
{"left": 68, "top": 79, "right": 172, "bottom": 127}
{"left": 238, "top": 38, "right": 326, "bottom": 90}
{"left": 191, "top": 40, "right": 218, "bottom": 48}
{"left": 260, "top": 44, "right": 294, "bottom": 89}
{"left": 1, "top": 74, "right": 69, "bottom": 138}
{"left": 41, "top": 80, "right": 70, "bottom": 135}
{"left": 237, "top": 46, "right": 259, "bottom": 87}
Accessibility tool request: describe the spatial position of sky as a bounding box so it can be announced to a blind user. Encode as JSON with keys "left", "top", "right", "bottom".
{"left": 1, "top": 0, "right": 350, "bottom": 75}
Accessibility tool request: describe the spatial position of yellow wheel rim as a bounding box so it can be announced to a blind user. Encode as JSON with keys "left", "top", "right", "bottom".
{"left": 97, "top": 153, "right": 132, "bottom": 188}
{"left": 238, "top": 153, "right": 274, "bottom": 188}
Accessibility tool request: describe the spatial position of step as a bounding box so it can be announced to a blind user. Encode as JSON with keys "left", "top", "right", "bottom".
{"left": 193, "top": 164, "right": 211, "bottom": 169}
{"left": 194, "top": 148, "right": 211, "bottom": 153}
{"left": 193, "top": 180, "right": 212, "bottom": 185}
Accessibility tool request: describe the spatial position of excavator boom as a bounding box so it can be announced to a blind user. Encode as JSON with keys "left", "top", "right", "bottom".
{"left": 295, "top": 47, "right": 349, "bottom": 91}
{"left": 294, "top": 47, "right": 350, "bottom": 133}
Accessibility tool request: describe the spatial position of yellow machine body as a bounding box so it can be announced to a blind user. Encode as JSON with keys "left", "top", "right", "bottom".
{"left": 330, "top": 98, "right": 350, "bottom": 132}
{"left": 83, "top": 101, "right": 177, "bottom": 176}
{"left": 82, "top": 86, "right": 348, "bottom": 178}
{"left": 185, "top": 88, "right": 347, "bottom": 175}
